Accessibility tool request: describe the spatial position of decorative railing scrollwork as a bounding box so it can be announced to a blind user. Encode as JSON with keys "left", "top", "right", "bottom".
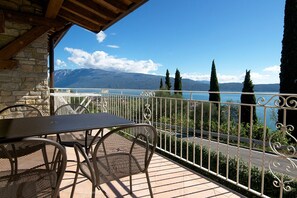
{"left": 268, "top": 123, "right": 297, "bottom": 197}
{"left": 101, "top": 96, "right": 107, "bottom": 113}
{"left": 143, "top": 103, "right": 152, "bottom": 125}
{"left": 140, "top": 91, "right": 155, "bottom": 125}
{"left": 140, "top": 90, "right": 155, "bottom": 97}
{"left": 257, "top": 95, "right": 297, "bottom": 108}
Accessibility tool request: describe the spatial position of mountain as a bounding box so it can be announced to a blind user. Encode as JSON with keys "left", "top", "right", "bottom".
{"left": 54, "top": 68, "right": 279, "bottom": 92}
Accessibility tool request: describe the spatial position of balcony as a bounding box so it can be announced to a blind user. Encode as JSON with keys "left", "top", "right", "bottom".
{"left": 51, "top": 88, "right": 297, "bottom": 198}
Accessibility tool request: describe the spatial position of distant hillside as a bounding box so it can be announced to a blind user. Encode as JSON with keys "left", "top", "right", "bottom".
{"left": 54, "top": 69, "right": 279, "bottom": 92}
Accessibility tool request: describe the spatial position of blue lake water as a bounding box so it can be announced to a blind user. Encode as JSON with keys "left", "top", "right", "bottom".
{"left": 183, "top": 92, "right": 278, "bottom": 130}
{"left": 67, "top": 88, "right": 278, "bottom": 130}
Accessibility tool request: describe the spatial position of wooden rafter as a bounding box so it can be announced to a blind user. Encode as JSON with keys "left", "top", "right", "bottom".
{"left": 130, "top": 0, "right": 143, "bottom": 3}
{"left": 0, "top": 26, "right": 50, "bottom": 60}
{"left": 62, "top": 1, "right": 108, "bottom": 25}
{"left": 3, "top": 10, "right": 65, "bottom": 30}
{"left": 45, "top": 0, "right": 64, "bottom": 19}
{"left": 0, "top": 10, "right": 4, "bottom": 33}
{"left": 0, "top": 59, "right": 17, "bottom": 69}
{"left": 104, "top": 0, "right": 129, "bottom": 12}
{"left": 70, "top": 0, "right": 117, "bottom": 20}
{"left": 59, "top": 9, "right": 101, "bottom": 32}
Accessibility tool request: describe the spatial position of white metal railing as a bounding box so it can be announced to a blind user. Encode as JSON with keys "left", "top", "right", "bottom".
{"left": 50, "top": 88, "right": 297, "bottom": 197}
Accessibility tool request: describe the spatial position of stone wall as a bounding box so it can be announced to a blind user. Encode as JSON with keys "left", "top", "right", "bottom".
{"left": 0, "top": 21, "right": 49, "bottom": 115}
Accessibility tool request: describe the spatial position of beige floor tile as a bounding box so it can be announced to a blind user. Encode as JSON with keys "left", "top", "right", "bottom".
{"left": 59, "top": 149, "right": 244, "bottom": 198}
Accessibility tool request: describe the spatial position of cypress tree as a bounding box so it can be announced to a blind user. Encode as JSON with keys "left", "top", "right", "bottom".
{"left": 241, "top": 70, "right": 257, "bottom": 125}
{"left": 278, "top": 0, "right": 297, "bottom": 138}
{"left": 209, "top": 60, "right": 220, "bottom": 104}
{"left": 159, "top": 78, "right": 163, "bottom": 89}
{"left": 165, "top": 69, "right": 171, "bottom": 90}
{"left": 174, "top": 69, "right": 182, "bottom": 95}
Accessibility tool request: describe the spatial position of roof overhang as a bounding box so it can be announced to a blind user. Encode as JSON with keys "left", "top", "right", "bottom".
{"left": 0, "top": 0, "right": 148, "bottom": 69}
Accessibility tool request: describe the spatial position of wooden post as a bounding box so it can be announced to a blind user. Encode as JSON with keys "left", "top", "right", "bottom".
{"left": 49, "top": 35, "right": 55, "bottom": 115}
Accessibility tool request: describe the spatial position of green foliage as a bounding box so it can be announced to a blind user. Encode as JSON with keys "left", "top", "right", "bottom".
{"left": 165, "top": 69, "right": 171, "bottom": 90}
{"left": 220, "top": 101, "right": 240, "bottom": 123}
{"left": 279, "top": 0, "right": 297, "bottom": 140}
{"left": 155, "top": 90, "right": 171, "bottom": 97}
{"left": 241, "top": 70, "right": 257, "bottom": 125}
{"left": 174, "top": 68, "right": 182, "bottom": 95}
{"left": 160, "top": 114, "right": 195, "bottom": 131}
{"left": 189, "top": 102, "right": 219, "bottom": 130}
{"left": 209, "top": 60, "right": 220, "bottom": 104}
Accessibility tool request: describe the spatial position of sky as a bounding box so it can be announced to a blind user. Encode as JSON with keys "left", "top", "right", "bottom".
{"left": 54, "top": 0, "right": 285, "bottom": 84}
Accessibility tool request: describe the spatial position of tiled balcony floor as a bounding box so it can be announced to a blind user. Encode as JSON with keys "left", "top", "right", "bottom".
{"left": 60, "top": 148, "right": 244, "bottom": 198}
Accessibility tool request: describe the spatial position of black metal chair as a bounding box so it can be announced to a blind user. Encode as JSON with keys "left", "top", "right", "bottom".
{"left": 54, "top": 104, "right": 101, "bottom": 154}
{"left": 0, "top": 137, "right": 67, "bottom": 198}
{"left": 0, "top": 104, "right": 45, "bottom": 173}
{"left": 54, "top": 104, "right": 102, "bottom": 197}
{"left": 74, "top": 124, "right": 157, "bottom": 198}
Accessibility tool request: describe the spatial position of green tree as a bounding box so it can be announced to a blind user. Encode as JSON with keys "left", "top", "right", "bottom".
{"left": 209, "top": 60, "right": 220, "bottom": 105}
{"left": 278, "top": 0, "right": 297, "bottom": 139}
{"left": 174, "top": 68, "right": 182, "bottom": 95}
{"left": 159, "top": 78, "right": 163, "bottom": 89}
{"left": 241, "top": 70, "right": 257, "bottom": 125}
{"left": 165, "top": 69, "right": 171, "bottom": 90}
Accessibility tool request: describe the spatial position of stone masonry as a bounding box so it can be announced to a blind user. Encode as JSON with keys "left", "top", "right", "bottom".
{"left": 0, "top": 21, "right": 49, "bottom": 115}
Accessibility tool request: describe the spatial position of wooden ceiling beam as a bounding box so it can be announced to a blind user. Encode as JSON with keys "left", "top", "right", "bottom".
{"left": 0, "top": 26, "right": 50, "bottom": 60}
{"left": 59, "top": 9, "right": 101, "bottom": 32}
{"left": 69, "top": 0, "right": 117, "bottom": 20}
{"left": 62, "top": 1, "right": 108, "bottom": 25}
{"left": 129, "top": 0, "right": 144, "bottom": 3}
{"left": 104, "top": 0, "right": 129, "bottom": 12}
{"left": 3, "top": 10, "right": 65, "bottom": 30}
{"left": 0, "top": 10, "right": 4, "bottom": 33}
{"left": 0, "top": 59, "right": 17, "bottom": 70}
{"left": 45, "top": 0, "right": 64, "bottom": 19}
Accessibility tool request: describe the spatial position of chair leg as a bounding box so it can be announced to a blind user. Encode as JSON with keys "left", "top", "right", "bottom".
{"left": 145, "top": 171, "right": 154, "bottom": 198}
{"left": 129, "top": 174, "right": 132, "bottom": 194}
{"left": 70, "top": 157, "right": 80, "bottom": 198}
{"left": 91, "top": 185, "right": 96, "bottom": 198}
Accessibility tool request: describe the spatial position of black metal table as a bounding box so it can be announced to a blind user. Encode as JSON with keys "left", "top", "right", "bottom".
{"left": 0, "top": 113, "right": 134, "bottom": 143}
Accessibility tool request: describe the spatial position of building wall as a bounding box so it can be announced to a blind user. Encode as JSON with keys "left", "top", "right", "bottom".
{"left": 0, "top": 21, "right": 49, "bottom": 115}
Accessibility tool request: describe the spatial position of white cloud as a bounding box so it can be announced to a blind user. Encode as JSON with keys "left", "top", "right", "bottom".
{"left": 181, "top": 73, "right": 244, "bottom": 83}
{"left": 218, "top": 74, "right": 244, "bottom": 83}
{"left": 181, "top": 71, "right": 279, "bottom": 84}
{"left": 107, "top": 45, "right": 120, "bottom": 49}
{"left": 96, "top": 31, "right": 106, "bottom": 43}
{"left": 250, "top": 72, "right": 279, "bottom": 84}
{"left": 263, "top": 65, "right": 280, "bottom": 73}
{"left": 181, "top": 73, "right": 210, "bottom": 81}
{"left": 64, "top": 47, "right": 161, "bottom": 73}
{"left": 56, "top": 59, "right": 67, "bottom": 67}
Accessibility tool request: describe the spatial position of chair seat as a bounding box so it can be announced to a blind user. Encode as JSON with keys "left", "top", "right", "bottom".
{"left": 0, "top": 169, "right": 57, "bottom": 198}
{"left": 59, "top": 133, "right": 100, "bottom": 148}
{"left": 80, "top": 153, "right": 142, "bottom": 185}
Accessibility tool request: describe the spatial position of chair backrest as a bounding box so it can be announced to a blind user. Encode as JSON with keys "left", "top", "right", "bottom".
{"left": 92, "top": 124, "right": 157, "bottom": 182}
{"left": 0, "top": 104, "right": 42, "bottom": 119}
{"left": 0, "top": 137, "right": 67, "bottom": 198}
{"left": 54, "top": 104, "right": 90, "bottom": 143}
{"left": 54, "top": 104, "right": 89, "bottom": 115}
